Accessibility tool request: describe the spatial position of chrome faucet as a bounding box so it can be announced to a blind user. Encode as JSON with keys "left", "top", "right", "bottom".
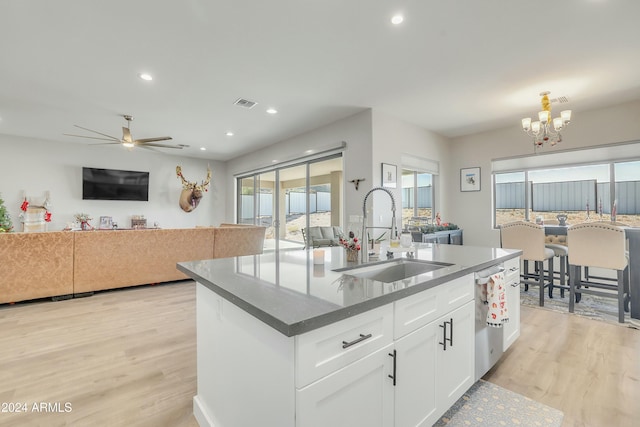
{"left": 361, "top": 186, "right": 397, "bottom": 263}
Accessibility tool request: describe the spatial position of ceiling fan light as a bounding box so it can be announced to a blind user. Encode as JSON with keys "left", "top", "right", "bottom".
{"left": 122, "top": 142, "right": 135, "bottom": 148}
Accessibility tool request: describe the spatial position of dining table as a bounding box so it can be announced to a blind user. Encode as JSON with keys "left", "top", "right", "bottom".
{"left": 544, "top": 224, "right": 640, "bottom": 320}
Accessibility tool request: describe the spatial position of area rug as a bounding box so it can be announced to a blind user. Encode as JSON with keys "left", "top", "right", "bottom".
{"left": 519, "top": 285, "right": 639, "bottom": 328}
{"left": 434, "top": 380, "right": 563, "bottom": 427}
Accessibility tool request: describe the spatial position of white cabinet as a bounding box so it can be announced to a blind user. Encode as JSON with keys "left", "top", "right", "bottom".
{"left": 394, "top": 319, "right": 438, "bottom": 427}
{"left": 393, "top": 300, "right": 474, "bottom": 427}
{"left": 296, "top": 274, "right": 475, "bottom": 427}
{"left": 435, "top": 301, "right": 475, "bottom": 413}
{"left": 296, "top": 343, "right": 395, "bottom": 427}
{"left": 194, "top": 273, "right": 478, "bottom": 427}
{"left": 503, "top": 257, "right": 521, "bottom": 351}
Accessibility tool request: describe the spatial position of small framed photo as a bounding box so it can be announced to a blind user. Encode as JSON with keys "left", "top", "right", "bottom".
{"left": 99, "top": 216, "right": 113, "bottom": 229}
{"left": 460, "top": 167, "right": 481, "bottom": 192}
{"left": 381, "top": 163, "right": 397, "bottom": 188}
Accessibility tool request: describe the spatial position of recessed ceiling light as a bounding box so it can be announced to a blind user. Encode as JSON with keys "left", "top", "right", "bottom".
{"left": 225, "top": 131, "right": 234, "bottom": 137}
{"left": 266, "top": 108, "right": 278, "bottom": 114}
{"left": 305, "top": 150, "right": 314, "bottom": 154}
{"left": 272, "top": 160, "right": 278, "bottom": 163}
{"left": 391, "top": 14, "right": 404, "bottom": 25}
{"left": 138, "top": 73, "right": 153, "bottom": 81}
{"left": 200, "top": 147, "right": 207, "bottom": 151}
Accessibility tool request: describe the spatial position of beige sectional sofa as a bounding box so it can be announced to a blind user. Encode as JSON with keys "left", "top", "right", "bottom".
{"left": 0, "top": 225, "right": 266, "bottom": 304}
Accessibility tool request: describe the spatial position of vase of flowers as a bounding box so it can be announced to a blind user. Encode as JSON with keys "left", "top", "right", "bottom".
{"left": 339, "top": 231, "right": 361, "bottom": 262}
{"left": 75, "top": 213, "right": 93, "bottom": 230}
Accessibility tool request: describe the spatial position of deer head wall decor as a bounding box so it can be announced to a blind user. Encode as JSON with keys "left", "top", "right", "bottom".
{"left": 176, "top": 165, "right": 212, "bottom": 212}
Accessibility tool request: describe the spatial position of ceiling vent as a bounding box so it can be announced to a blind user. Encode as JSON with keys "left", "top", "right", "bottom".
{"left": 550, "top": 96, "right": 570, "bottom": 104}
{"left": 234, "top": 98, "right": 258, "bottom": 109}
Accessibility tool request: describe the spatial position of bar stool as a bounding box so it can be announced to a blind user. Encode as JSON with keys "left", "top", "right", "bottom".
{"left": 567, "top": 222, "right": 630, "bottom": 323}
{"left": 500, "top": 221, "right": 555, "bottom": 306}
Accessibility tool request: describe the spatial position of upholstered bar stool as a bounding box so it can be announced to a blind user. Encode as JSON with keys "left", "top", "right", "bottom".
{"left": 567, "top": 222, "right": 629, "bottom": 323}
{"left": 583, "top": 221, "right": 629, "bottom": 282}
{"left": 500, "top": 221, "right": 555, "bottom": 306}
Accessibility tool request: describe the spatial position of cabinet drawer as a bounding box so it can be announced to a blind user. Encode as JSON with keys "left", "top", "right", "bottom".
{"left": 295, "top": 304, "right": 393, "bottom": 388}
{"left": 394, "top": 274, "right": 474, "bottom": 338}
{"left": 504, "top": 257, "right": 520, "bottom": 284}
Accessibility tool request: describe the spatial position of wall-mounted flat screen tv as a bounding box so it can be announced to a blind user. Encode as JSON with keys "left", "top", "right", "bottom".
{"left": 82, "top": 167, "right": 149, "bottom": 201}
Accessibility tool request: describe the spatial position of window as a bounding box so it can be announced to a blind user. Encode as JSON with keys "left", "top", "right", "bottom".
{"left": 493, "top": 160, "right": 640, "bottom": 227}
{"left": 401, "top": 169, "right": 434, "bottom": 229}
{"left": 237, "top": 154, "right": 343, "bottom": 248}
{"left": 614, "top": 160, "right": 640, "bottom": 226}
{"left": 494, "top": 172, "right": 526, "bottom": 226}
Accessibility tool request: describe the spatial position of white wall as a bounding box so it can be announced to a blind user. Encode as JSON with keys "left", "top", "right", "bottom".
{"left": 448, "top": 99, "right": 640, "bottom": 247}
{"left": 225, "top": 110, "right": 374, "bottom": 228}
{"left": 225, "top": 110, "right": 454, "bottom": 242}
{"left": 371, "top": 111, "right": 451, "bottom": 235}
{"left": 0, "top": 135, "right": 226, "bottom": 231}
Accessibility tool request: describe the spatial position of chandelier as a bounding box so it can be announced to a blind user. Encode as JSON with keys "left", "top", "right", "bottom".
{"left": 521, "top": 91, "right": 572, "bottom": 150}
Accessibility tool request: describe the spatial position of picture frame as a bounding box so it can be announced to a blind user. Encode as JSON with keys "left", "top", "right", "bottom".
{"left": 460, "top": 167, "right": 481, "bottom": 192}
{"left": 99, "top": 216, "right": 113, "bottom": 230}
{"left": 381, "top": 163, "right": 397, "bottom": 188}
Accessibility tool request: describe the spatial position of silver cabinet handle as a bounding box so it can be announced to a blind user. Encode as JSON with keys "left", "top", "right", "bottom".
{"left": 342, "top": 333, "right": 372, "bottom": 349}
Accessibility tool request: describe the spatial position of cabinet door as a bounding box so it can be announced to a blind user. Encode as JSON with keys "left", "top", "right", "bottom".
{"left": 436, "top": 300, "right": 475, "bottom": 412}
{"left": 394, "top": 321, "right": 438, "bottom": 427}
{"left": 296, "top": 343, "right": 394, "bottom": 427}
{"left": 503, "top": 271, "right": 521, "bottom": 351}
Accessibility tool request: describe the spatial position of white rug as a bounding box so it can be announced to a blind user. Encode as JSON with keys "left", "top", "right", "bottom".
{"left": 434, "top": 380, "right": 563, "bottom": 427}
{"left": 519, "top": 285, "right": 639, "bottom": 328}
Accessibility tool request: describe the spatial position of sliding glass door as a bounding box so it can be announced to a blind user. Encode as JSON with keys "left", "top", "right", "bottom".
{"left": 237, "top": 154, "right": 343, "bottom": 249}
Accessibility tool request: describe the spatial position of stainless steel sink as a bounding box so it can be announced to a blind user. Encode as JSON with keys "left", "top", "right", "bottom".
{"left": 337, "top": 259, "right": 453, "bottom": 283}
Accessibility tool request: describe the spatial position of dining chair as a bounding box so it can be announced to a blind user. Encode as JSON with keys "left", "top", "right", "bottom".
{"left": 500, "top": 220, "right": 555, "bottom": 306}
{"left": 567, "top": 222, "right": 630, "bottom": 323}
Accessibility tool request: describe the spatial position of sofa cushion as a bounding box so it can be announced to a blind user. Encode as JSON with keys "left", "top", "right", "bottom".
{"left": 308, "top": 227, "right": 323, "bottom": 240}
{"left": 320, "top": 226, "right": 336, "bottom": 239}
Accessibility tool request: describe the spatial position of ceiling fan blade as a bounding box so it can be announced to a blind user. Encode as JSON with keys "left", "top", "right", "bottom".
{"left": 72, "top": 125, "right": 121, "bottom": 141}
{"left": 122, "top": 127, "right": 133, "bottom": 143}
{"left": 139, "top": 142, "right": 183, "bottom": 149}
{"left": 64, "top": 133, "right": 121, "bottom": 142}
{"left": 134, "top": 136, "right": 173, "bottom": 143}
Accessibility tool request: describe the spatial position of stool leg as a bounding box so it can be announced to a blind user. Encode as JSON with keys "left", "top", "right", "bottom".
{"left": 624, "top": 265, "right": 631, "bottom": 313}
{"left": 523, "top": 260, "right": 529, "bottom": 291}
{"left": 559, "top": 255, "right": 566, "bottom": 298}
{"left": 569, "top": 265, "right": 577, "bottom": 313}
{"left": 537, "top": 260, "right": 544, "bottom": 307}
{"left": 548, "top": 257, "right": 555, "bottom": 299}
{"left": 617, "top": 269, "right": 625, "bottom": 323}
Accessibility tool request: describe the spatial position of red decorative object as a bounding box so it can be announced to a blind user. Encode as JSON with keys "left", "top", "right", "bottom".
{"left": 44, "top": 210, "right": 52, "bottom": 222}
{"left": 20, "top": 198, "right": 29, "bottom": 211}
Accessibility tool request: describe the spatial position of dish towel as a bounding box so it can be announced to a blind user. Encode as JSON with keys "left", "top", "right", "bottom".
{"left": 486, "top": 272, "right": 509, "bottom": 327}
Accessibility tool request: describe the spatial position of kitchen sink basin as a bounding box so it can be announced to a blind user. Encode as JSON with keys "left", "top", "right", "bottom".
{"left": 337, "top": 259, "right": 453, "bottom": 283}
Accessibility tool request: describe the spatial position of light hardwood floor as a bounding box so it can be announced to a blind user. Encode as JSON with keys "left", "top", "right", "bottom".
{"left": 1, "top": 281, "right": 638, "bottom": 427}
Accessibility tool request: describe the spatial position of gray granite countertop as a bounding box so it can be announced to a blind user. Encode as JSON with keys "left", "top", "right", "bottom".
{"left": 177, "top": 244, "right": 521, "bottom": 337}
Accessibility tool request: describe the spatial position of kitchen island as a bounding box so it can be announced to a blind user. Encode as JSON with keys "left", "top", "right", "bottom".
{"left": 178, "top": 244, "right": 521, "bottom": 427}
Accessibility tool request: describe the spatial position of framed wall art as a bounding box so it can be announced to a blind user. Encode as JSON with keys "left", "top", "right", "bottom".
{"left": 460, "top": 167, "right": 481, "bottom": 192}
{"left": 99, "top": 216, "right": 113, "bottom": 229}
{"left": 381, "top": 163, "right": 397, "bottom": 188}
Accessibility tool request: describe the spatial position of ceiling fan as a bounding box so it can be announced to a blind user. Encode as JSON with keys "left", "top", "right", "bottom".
{"left": 64, "top": 115, "right": 185, "bottom": 150}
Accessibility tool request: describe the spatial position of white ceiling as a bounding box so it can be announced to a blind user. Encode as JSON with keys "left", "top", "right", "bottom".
{"left": 2, "top": 0, "right": 640, "bottom": 161}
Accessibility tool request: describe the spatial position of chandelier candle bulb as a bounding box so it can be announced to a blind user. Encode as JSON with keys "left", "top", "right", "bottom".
{"left": 313, "top": 249, "right": 325, "bottom": 265}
